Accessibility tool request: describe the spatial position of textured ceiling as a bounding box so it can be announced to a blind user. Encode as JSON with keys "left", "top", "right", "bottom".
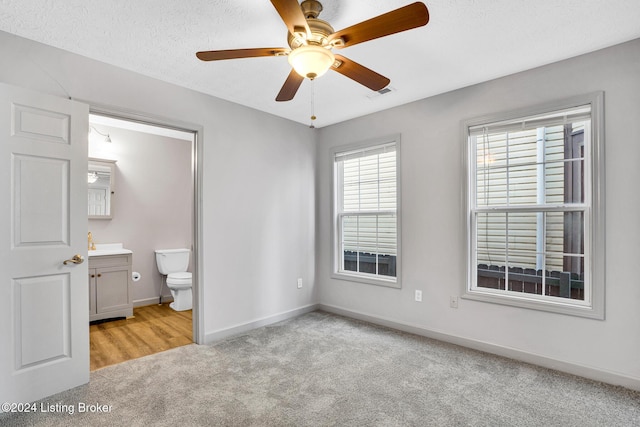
{"left": 1, "top": 0, "right": 639, "bottom": 128}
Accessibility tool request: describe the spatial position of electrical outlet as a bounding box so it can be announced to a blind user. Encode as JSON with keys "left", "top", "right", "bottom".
{"left": 297, "top": 278, "right": 303, "bottom": 289}
{"left": 450, "top": 296, "right": 459, "bottom": 308}
{"left": 414, "top": 290, "right": 422, "bottom": 302}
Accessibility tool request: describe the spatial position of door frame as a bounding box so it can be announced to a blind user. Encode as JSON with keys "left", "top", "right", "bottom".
{"left": 87, "top": 103, "right": 204, "bottom": 344}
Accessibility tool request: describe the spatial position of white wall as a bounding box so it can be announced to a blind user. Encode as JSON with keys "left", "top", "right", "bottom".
{"left": 88, "top": 125, "right": 193, "bottom": 306}
{"left": 0, "top": 30, "right": 317, "bottom": 340}
{"left": 316, "top": 38, "right": 640, "bottom": 389}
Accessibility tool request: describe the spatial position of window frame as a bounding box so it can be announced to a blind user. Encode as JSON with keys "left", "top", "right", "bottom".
{"left": 462, "top": 93, "right": 605, "bottom": 319}
{"left": 331, "top": 135, "right": 402, "bottom": 288}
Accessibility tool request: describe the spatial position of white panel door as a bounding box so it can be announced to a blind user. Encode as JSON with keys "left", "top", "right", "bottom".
{"left": 0, "top": 83, "right": 89, "bottom": 404}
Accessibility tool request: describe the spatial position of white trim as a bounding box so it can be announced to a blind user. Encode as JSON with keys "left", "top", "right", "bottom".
{"left": 319, "top": 303, "right": 640, "bottom": 392}
{"left": 89, "top": 114, "right": 193, "bottom": 141}
{"left": 133, "top": 296, "right": 173, "bottom": 308}
{"left": 204, "top": 304, "right": 320, "bottom": 343}
{"left": 331, "top": 270, "right": 399, "bottom": 288}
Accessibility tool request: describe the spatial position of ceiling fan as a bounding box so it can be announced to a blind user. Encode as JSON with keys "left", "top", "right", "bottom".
{"left": 196, "top": 0, "right": 429, "bottom": 102}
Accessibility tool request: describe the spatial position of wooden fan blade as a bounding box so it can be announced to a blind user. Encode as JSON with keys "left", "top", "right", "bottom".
{"left": 328, "top": 2, "right": 429, "bottom": 49}
{"left": 196, "top": 48, "right": 288, "bottom": 61}
{"left": 331, "top": 55, "right": 390, "bottom": 91}
{"left": 270, "top": 0, "right": 311, "bottom": 38}
{"left": 276, "top": 69, "right": 305, "bottom": 102}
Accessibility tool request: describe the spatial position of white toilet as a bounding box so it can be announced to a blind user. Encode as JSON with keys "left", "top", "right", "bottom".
{"left": 155, "top": 248, "right": 192, "bottom": 311}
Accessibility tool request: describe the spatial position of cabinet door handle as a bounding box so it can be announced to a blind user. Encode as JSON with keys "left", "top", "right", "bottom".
{"left": 97, "top": 273, "right": 102, "bottom": 278}
{"left": 91, "top": 274, "right": 96, "bottom": 278}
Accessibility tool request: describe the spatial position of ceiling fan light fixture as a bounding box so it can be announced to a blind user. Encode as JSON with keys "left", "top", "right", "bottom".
{"left": 196, "top": 1, "right": 430, "bottom": 102}
{"left": 288, "top": 45, "right": 335, "bottom": 79}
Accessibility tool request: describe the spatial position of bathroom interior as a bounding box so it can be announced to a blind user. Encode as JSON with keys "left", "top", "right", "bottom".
{"left": 87, "top": 114, "right": 195, "bottom": 369}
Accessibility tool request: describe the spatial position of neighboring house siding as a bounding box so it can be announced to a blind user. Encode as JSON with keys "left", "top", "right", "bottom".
{"left": 475, "top": 123, "right": 584, "bottom": 272}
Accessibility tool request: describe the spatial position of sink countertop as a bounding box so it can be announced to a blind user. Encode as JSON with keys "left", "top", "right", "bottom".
{"left": 88, "top": 243, "right": 132, "bottom": 257}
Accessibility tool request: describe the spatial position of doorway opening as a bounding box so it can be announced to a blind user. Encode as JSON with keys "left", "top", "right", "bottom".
{"left": 87, "top": 112, "right": 202, "bottom": 370}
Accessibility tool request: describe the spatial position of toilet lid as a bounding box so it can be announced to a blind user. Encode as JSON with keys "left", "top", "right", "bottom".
{"left": 168, "top": 272, "right": 191, "bottom": 280}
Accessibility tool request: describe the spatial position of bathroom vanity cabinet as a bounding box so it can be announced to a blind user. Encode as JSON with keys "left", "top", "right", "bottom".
{"left": 88, "top": 253, "right": 133, "bottom": 322}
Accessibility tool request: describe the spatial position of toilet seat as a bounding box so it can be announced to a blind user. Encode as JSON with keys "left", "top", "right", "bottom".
{"left": 167, "top": 272, "right": 192, "bottom": 287}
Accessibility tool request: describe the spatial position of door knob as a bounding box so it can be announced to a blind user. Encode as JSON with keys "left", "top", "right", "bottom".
{"left": 63, "top": 254, "right": 84, "bottom": 265}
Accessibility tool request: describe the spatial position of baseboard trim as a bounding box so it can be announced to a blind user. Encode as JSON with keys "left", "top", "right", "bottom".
{"left": 204, "top": 303, "right": 320, "bottom": 344}
{"left": 319, "top": 303, "right": 640, "bottom": 392}
{"left": 133, "top": 295, "right": 173, "bottom": 308}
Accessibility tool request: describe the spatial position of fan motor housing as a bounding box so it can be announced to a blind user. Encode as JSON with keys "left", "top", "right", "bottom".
{"left": 288, "top": 18, "right": 334, "bottom": 49}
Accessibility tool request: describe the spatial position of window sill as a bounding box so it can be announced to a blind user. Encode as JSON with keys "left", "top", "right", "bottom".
{"left": 332, "top": 271, "right": 400, "bottom": 289}
{"left": 462, "top": 288, "right": 604, "bottom": 320}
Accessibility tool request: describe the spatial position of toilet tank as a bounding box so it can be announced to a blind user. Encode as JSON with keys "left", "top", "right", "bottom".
{"left": 155, "top": 248, "right": 190, "bottom": 275}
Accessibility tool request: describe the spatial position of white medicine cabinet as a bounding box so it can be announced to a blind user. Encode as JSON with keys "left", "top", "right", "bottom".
{"left": 88, "top": 158, "right": 116, "bottom": 219}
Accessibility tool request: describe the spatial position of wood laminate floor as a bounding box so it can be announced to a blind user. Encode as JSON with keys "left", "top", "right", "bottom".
{"left": 90, "top": 303, "right": 192, "bottom": 371}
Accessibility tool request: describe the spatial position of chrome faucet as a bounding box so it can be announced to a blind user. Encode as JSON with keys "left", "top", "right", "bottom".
{"left": 88, "top": 232, "right": 96, "bottom": 251}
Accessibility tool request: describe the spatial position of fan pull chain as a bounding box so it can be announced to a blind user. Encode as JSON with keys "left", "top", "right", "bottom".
{"left": 309, "top": 79, "right": 316, "bottom": 129}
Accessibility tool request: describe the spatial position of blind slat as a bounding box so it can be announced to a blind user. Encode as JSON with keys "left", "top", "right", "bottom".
{"left": 469, "top": 106, "right": 591, "bottom": 136}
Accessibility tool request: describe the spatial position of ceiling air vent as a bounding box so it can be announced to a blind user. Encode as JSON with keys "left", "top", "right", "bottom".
{"left": 366, "top": 86, "right": 396, "bottom": 100}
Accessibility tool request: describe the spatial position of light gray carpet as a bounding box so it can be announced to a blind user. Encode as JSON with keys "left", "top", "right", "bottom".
{"left": 2, "top": 311, "right": 639, "bottom": 426}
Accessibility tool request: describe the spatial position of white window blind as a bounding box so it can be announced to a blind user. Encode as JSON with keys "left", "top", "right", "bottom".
{"left": 468, "top": 106, "right": 591, "bottom": 136}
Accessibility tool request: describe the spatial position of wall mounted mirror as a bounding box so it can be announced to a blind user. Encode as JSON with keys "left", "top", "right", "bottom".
{"left": 88, "top": 158, "right": 116, "bottom": 219}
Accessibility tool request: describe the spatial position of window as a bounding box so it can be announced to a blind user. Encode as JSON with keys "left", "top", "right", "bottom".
{"left": 332, "top": 136, "right": 400, "bottom": 287}
{"left": 465, "top": 94, "right": 604, "bottom": 318}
